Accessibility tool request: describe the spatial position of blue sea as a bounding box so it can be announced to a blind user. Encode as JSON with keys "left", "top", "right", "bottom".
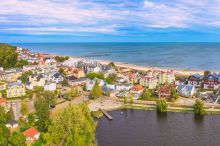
{"left": 14, "top": 43, "right": 220, "bottom": 71}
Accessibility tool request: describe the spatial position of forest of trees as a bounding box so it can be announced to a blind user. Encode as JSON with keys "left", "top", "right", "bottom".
{"left": 0, "top": 43, "right": 28, "bottom": 69}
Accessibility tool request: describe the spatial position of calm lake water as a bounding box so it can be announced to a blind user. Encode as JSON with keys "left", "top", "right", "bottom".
{"left": 14, "top": 43, "right": 220, "bottom": 71}
{"left": 96, "top": 109, "right": 220, "bottom": 146}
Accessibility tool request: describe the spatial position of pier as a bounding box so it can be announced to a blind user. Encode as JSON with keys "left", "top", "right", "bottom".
{"left": 100, "top": 109, "right": 113, "bottom": 120}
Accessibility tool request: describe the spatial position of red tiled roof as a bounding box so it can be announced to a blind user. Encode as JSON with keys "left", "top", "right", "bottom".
{"left": 23, "top": 128, "right": 39, "bottom": 138}
{"left": 131, "top": 85, "right": 144, "bottom": 91}
{"left": 0, "top": 98, "right": 6, "bottom": 105}
{"left": 159, "top": 86, "right": 171, "bottom": 94}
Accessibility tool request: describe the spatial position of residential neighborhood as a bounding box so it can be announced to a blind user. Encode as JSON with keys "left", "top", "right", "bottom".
{"left": 1, "top": 45, "right": 220, "bottom": 145}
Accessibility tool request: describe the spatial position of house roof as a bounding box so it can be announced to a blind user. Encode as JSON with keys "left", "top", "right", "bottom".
{"left": 204, "top": 74, "right": 220, "bottom": 81}
{"left": 159, "top": 86, "right": 171, "bottom": 94}
{"left": 177, "top": 84, "right": 194, "bottom": 91}
{"left": 7, "top": 82, "right": 23, "bottom": 88}
{"left": 6, "top": 120, "right": 18, "bottom": 125}
{"left": 0, "top": 98, "right": 6, "bottom": 105}
{"left": 131, "top": 85, "right": 144, "bottom": 91}
{"left": 23, "top": 127, "right": 39, "bottom": 138}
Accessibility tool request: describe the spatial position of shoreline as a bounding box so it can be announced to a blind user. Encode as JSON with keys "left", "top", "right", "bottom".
{"left": 47, "top": 53, "right": 207, "bottom": 76}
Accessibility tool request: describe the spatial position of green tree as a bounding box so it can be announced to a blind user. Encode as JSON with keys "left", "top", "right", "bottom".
{"left": 129, "top": 95, "right": 134, "bottom": 104}
{"left": 20, "top": 100, "right": 28, "bottom": 117}
{"left": 0, "top": 124, "right": 10, "bottom": 146}
{"left": 18, "top": 71, "right": 33, "bottom": 83}
{"left": 43, "top": 91, "right": 57, "bottom": 107}
{"left": 105, "top": 74, "right": 117, "bottom": 84}
{"left": 9, "top": 132, "right": 26, "bottom": 146}
{"left": 108, "top": 61, "right": 116, "bottom": 68}
{"left": 59, "top": 68, "right": 66, "bottom": 76}
{"left": 7, "top": 106, "right": 15, "bottom": 122}
{"left": 204, "top": 70, "right": 211, "bottom": 77}
{"left": 61, "top": 78, "right": 68, "bottom": 86}
{"left": 15, "top": 60, "right": 29, "bottom": 68}
{"left": 194, "top": 99, "right": 205, "bottom": 115}
{"left": 44, "top": 104, "right": 96, "bottom": 146}
{"left": 34, "top": 96, "right": 50, "bottom": 132}
{"left": 87, "top": 72, "right": 105, "bottom": 80}
{"left": 0, "top": 106, "right": 9, "bottom": 145}
{"left": 90, "top": 81, "right": 102, "bottom": 99}
{"left": 156, "top": 99, "right": 168, "bottom": 113}
{"left": 54, "top": 56, "right": 69, "bottom": 62}
{"left": 0, "top": 43, "right": 29, "bottom": 69}
{"left": 123, "top": 97, "right": 127, "bottom": 104}
{"left": 140, "top": 89, "right": 152, "bottom": 100}
{"left": 70, "top": 86, "right": 79, "bottom": 98}
{"left": 0, "top": 106, "right": 7, "bottom": 123}
{"left": 170, "top": 88, "right": 179, "bottom": 101}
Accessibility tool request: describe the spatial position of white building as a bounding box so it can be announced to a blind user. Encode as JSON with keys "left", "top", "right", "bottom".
{"left": 44, "top": 83, "right": 56, "bottom": 91}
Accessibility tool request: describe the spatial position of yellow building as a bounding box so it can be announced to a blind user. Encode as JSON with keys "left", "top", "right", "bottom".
{"left": 0, "top": 82, "right": 6, "bottom": 90}
{"left": 6, "top": 72, "right": 22, "bottom": 82}
{"left": 6, "top": 82, "right": 26, "bottom": 98}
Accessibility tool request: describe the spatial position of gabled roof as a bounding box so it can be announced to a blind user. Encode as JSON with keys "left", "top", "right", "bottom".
{"left": 23, "top": 127, "right": 39, "bottom": 138}
{"left": 177, "top": 84, "right": 194, "bottom": 92}
{"left": 131, "top": 85, "right": 144, "bottom": 91}
{"left": 7, "top": 82, "right": 23, "bottom": 88}
{"left": 204, "top": 74, "right": 220, "bottom": 81}
{"left": 0, "top": 98, "right": 6, "bottom": 105}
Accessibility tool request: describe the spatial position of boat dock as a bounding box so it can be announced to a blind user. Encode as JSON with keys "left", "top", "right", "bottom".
{"left": 100, "top": 109, "right": 113, "bottom": 120}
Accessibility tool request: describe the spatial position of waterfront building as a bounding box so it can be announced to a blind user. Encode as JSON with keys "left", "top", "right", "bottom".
{"left": 203, "top": 74, "right": 220, "bottom": 90}
{"left": 140, "top": 76, "right": 158, "bottom": 89}
{"left": 158, "top": 85, "right": 172, "bottom": 98}
{"left": 177, "top": 84, "right": 195, "bottom": 97}
{"left": 188, "top": 74, "right": 203, "bottom": 87}
{"left": 158, "top": 71, "right": 175, "bottom": 85}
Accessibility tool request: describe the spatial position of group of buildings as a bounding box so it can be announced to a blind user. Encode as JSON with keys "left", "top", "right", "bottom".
{"left": 1, "top": 47, "right": 220, "bottom": 143}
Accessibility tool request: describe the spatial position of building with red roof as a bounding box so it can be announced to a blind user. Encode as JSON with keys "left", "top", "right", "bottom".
{"left": 130, "top": 85, "right": 144, "bottom": 94}
{"left": 0, "top": 98, "right": 6, "bottom": 106}
{"left": 23, "top": 127, "right": 40, "bottom": 142}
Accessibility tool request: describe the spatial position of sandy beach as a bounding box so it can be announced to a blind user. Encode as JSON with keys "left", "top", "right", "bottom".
{"left": 49, "top": 53, "right": 207, "bottom": 76}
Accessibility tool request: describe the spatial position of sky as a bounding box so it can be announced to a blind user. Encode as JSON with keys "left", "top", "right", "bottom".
{"left": 1, "top": 0, "right": 220, "bottom": 43}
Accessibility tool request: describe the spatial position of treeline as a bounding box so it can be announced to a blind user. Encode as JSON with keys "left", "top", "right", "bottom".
{"left": 0, "top": 43, "right": 28, "bottom": 69}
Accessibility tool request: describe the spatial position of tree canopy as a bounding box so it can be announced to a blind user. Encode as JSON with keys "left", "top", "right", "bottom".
{"left": 44, "top": 104, "right": 96, "bottom": 146}
{"left": 194, "top": 99, "right": 205, "bottom": 115}
{"left": 20, "top": 100, "right": 28, "bottom": 116}
{"left": 9, "top": 132, "right": 26, "bottom": 146}
{"left": 87, "top": 72, "right": 105, "bottom": 80}
{"left": 0, "top": 43, "right": 28, "bottom": 68}
{"left": 18, "top": 71, "right": 33, "bottom": 83}
{"left": 140, "top": 89, "right": 152, "bottom": 100}
{"left": 170, "top": 87, "right": 179, "bottom": 101}
{"left": 90, "top": 81, "right": 102, "bottom": 99}
{"left": 54, "top": 56, "right": 69, "bottom": 62}
{"left": 156, "top": 99, "right": 168, "bottom": 113}
{"left": 34, "top": 96, "right": 51, "bottom": 132}
{"left": 105, "top": 74, "right": 117, "bottom": 84}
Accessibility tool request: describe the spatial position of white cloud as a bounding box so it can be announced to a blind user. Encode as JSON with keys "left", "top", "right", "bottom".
{"left": 1, "top": 0, "right": 220, "bottom": 35}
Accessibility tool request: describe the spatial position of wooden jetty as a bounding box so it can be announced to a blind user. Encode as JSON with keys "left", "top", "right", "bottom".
{"left": 100, "top": 109, "right": 113, "bottom": 120}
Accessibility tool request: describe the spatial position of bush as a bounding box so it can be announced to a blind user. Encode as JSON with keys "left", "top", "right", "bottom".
{"left": 91, "top": 110, "right": 104, "bottom": 119}
{"left": 194, "top": 99, "right": 205, "bottom": 115}
{"left": 156, "top": 99, "right": 168, "bottom": 113}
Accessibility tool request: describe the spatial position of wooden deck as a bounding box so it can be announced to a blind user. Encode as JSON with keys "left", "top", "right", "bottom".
{"left": 100, "top": 109, "right": 113, "bottom": 120}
